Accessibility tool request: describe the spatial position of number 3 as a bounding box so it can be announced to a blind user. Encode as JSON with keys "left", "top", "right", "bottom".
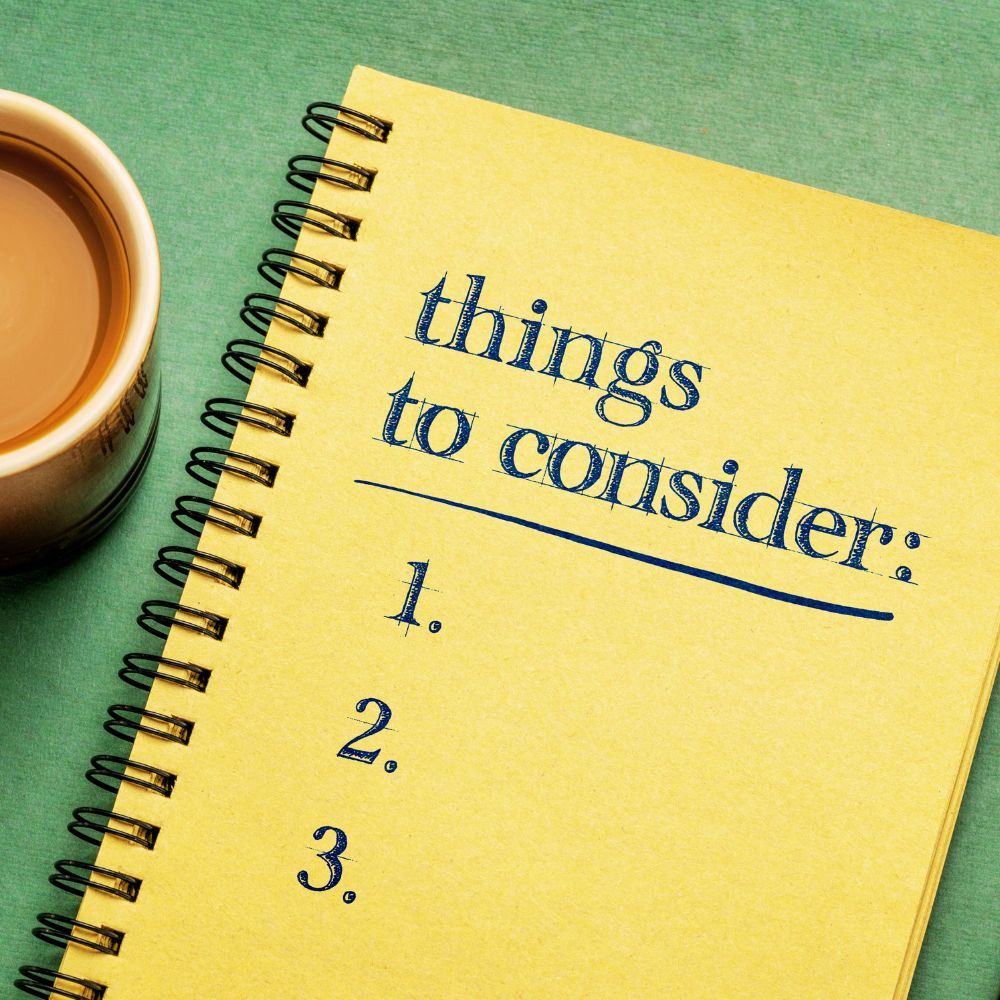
{"left": 297, "top": 825, "right": 348, "bottom": 892}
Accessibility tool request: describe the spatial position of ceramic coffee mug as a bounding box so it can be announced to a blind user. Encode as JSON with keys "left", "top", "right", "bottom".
{"left": 0, "top": 91, "right": 160, "bottom": 572}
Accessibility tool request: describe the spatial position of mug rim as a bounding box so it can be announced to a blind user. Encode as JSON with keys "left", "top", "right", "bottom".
{"left": 0, "top": 90, "right": 160, "bottom": 478}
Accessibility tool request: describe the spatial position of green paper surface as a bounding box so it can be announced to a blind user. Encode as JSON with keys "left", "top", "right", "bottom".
{"left": 0, "top": 3, "right": 996, "bottom": 997}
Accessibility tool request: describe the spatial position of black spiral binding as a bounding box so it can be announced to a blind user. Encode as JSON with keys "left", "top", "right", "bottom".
{"left": 17, "top": 100, "right": 391, "bottom": 998}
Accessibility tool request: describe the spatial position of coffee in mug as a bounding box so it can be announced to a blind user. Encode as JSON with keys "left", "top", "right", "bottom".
{"left": 0, "top": 92, "right": 160, "bottom": 571}
{"left": 0, "top": 134, "right": 131, "bottom": 451}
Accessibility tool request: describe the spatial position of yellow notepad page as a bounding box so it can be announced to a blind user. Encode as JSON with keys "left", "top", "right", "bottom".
{"left": 63, "top": 68, "right": 998, "bottom": 999}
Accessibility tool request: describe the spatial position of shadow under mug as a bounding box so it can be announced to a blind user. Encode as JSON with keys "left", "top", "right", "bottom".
{"left": 0, "top": 92, "right": 161, "bottom": 573}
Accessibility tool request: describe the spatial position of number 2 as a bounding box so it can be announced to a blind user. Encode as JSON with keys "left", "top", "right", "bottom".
{"left": 337, "top": 698, "right": 391, "bottom": 765}
{"left": 297, "top": 825, "right": 348, "bottom": 892}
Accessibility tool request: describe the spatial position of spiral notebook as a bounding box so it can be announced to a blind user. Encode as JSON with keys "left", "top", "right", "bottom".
{"left": 21, "top": 67, "right": 999, "bottom": 999}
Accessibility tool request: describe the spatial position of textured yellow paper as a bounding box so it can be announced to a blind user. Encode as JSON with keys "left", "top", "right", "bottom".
{"left": 63, "top": 68, "right": 998, "bottom": 999}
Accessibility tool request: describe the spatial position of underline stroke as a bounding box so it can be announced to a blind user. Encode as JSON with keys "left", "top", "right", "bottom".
{"left": 355, "top": 479, "right": 893, "bottom": 621}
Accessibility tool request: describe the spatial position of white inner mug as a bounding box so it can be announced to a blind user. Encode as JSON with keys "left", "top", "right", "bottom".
{"left": 0, "top": 91, "right": 161, "bottom": 571}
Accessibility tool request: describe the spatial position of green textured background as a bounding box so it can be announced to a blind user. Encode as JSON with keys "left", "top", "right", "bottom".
{"left": 0, "top": 2, "right": 997, "bottom": 996}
